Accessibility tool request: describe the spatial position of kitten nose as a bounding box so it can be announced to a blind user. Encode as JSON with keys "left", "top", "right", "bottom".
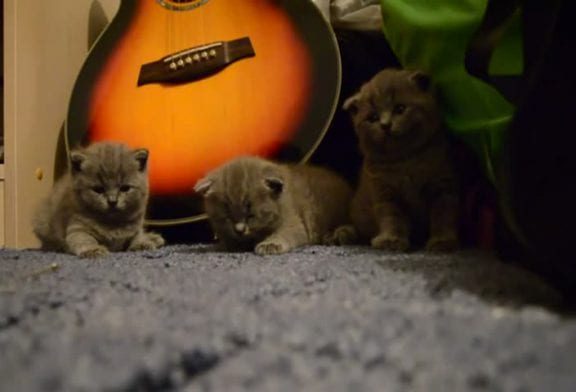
{"left": 380, "top": 121, "right": 392, "bottom": 132}
{"left": 234, "top": 222, "right": 249, "bottom": 235}
{"left": 108, "top": 199, "right": 118, "bottom": 208}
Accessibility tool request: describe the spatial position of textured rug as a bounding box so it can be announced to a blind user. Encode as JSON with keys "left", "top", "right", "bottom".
{"left": 1, "top": 245, "right": 575, "bottom": 391}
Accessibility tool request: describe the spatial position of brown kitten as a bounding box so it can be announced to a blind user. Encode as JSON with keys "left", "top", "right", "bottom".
{"left": 194, "top": 156, "right": 352, "bottom": 255}
{"left": 333, "top": 68, "right": 460, "bottom": 252}
{"left": 33, "top": 142, "right": 165, "bottom": 258}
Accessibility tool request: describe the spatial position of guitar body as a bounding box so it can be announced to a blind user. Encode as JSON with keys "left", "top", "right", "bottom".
{"left": 67, "top": 0, "right": 340, "bottom": 225}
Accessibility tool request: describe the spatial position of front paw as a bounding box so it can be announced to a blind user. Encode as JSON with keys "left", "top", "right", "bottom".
{"left": 77, "top": 245, "right": 109, "bottom": 259}
{"left": 145, "top": 232, "right": 166, "bottom": 248}
{"left": 255, "top": 239, "right": 291, "bottom": 255}
{"left": 323, "top": 225, "right": 358, "bottom": 246}
{"left": 146, "top": 232, "right": 166, "bottom": 248}
{"left": 129, "top": 232, "right": 166, "bottom": 251}
{"left": 425, "top": 235, "right": 459, "bottom": 253}
{"left": 371, "top": 234, "right": 409, "bottom": 252}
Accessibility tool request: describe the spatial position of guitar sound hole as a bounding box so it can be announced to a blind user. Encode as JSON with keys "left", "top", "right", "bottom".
{"left": 156, "top": 0, "right": 208, "bottom": 11}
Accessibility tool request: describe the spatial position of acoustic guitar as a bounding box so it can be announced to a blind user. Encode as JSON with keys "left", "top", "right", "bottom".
{"left": 66, "top": 0, "right": 341, "bottom": 225}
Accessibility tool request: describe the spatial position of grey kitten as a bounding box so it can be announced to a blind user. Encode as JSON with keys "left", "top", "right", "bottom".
{"left": 194, "top": 156, "right": 352, "bottom": 255}
{"left": 331, "top": 68, "right": 460, "bottom": 252}
{"left": 33, "top": 142, "right": 165, "bottom": 258}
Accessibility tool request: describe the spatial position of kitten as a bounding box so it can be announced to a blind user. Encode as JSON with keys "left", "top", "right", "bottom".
{"left": 331, "top": 68, "right": 460, "bottom": 252}
{"left": 33, "top": 142, "right": 165, "bottom": 258}
{"left": 194, "top": 156, "right": 352, "bottom": 255}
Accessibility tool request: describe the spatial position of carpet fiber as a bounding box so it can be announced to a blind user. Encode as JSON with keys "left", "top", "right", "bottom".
{"left": 1, "top": 245, "right": 575, "bottom": 391}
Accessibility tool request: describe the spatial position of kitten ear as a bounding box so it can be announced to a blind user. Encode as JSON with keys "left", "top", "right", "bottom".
{"left": 69, "top": 151, "right": 87, "bottom": 173}
{"left": 342, "top": 93, "right": 360, "bottom": 115}
{"left": 194, "top": 177, "right": 213, "bottom": 197}
{"left": 133, "top": 149, "right": 149, "bottom": 171}
{"left": 410, "top": 71, "right": 431, "bottom": 92}
{"left": 263, "top": 176, "right": 284, "bottom": 196}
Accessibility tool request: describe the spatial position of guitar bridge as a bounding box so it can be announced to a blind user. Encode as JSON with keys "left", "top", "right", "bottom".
{"left": 137, "top": 37, "right": 255, "bottom": 86}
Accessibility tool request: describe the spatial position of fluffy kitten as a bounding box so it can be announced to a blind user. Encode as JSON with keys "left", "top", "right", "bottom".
{"left": 194, "top": 156, "right": 352, "bottom": 255}
{"left": 33, "top": 142, "right": 165, "bottom": 258}
{"left": 332, "top": 68, "right": 460, "bottom": 252}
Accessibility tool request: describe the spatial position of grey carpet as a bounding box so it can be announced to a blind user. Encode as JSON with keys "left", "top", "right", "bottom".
{"left": 1, "top": 245, "right": 575, "bottom": 392}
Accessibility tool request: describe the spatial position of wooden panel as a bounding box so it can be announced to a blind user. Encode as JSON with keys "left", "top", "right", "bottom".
{"left": 0, "top": 178, "right": 4, "bottom": 248}
{"left": 3, "top": 0, "right": 119, "bottom": 248}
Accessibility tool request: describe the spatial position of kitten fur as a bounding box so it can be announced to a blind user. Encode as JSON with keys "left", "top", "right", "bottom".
{"left": 33, "top": 142, "right": 165, "bottom": 258}
{"left": 332, "top": 68, "right": 460, "bottom": 252}
{"left": 194, "top": 156, "right": 352, "bottom": 255}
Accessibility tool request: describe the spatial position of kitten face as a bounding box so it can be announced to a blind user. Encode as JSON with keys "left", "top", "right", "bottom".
{"left": 344, "top": 69, "right": 442, "bottom": 160}
{"left": 69, "top": 143, "right": 149, "bottom": 218}
{"left": 195, "top": 157, "right": 284, "bottom": 248}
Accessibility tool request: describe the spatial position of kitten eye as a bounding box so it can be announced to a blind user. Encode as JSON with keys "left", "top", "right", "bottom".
{"left": 392, "top": 104, "right": 406, "bottom": 115}
{"left": 92, "top": 185, "right": 105, "bottom": 194}
{"left": 366, "top": 112, "right": 379, "bottom": 123}
{"left": 119, "top": 185, "right": 132, "bottom": 193}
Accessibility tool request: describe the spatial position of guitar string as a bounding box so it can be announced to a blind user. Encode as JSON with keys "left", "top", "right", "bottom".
{"left": 167, "top": 0, "right": 174, "bottom": 146}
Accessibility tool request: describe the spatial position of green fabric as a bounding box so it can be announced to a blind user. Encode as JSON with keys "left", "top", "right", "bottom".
{"left": 379, "top": 0, "right": 523, "bottom": 183}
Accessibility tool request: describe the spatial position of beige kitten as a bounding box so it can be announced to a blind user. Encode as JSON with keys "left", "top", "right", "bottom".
{"left": 194, "top": 156, "right": 352, "bottom": 255}
{"left": 332, "top": 68, "right": 460, "bottom": 252}
{"left": 33, "top": 142, "right": 165, "bottom": 258}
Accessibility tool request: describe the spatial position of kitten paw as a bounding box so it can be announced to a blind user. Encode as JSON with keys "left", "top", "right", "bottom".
{"left": 148, "top": 232, "right": 166, "bottom": 247}
{"left": 323, "top": 225, "right": 358, "bottom": 245}
{"left": 129, "top": 232, "right": 166, "bottom": 251}
{"left": 425, "top": 236, "right": 459, "bottom": 253}
{"left": 128, "top": 242, "right": 155, "bottom": 251}
{"left": 144, "top": 232, "right": 166, "bottom": 248}
{"left": 370, "top": 234, "right": 409, "bottom": 252}
{"left": 255, "top": 240, "right": 291, "bottom": 255}
{"left": 78, "top": 245, "right": 109, "bottom": 259}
